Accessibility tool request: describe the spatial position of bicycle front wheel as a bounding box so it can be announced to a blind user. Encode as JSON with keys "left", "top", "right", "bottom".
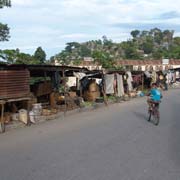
{"left": 148, "top": 111, "right": 151, "bottom": 122}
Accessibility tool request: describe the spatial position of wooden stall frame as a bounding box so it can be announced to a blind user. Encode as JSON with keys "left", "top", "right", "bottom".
{"left": 0, "top": 97, "right": 31, "bottom": 133}
{"left": 0, "top": 100, "right": 5, "bottom": 133}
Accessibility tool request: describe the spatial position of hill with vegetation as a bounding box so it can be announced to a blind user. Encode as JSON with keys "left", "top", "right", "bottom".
{"left": 1, "top": 28, "right": 180, "bottom": 68}
{"left": 51, "top": 28, "right": 180, "bottom": 68}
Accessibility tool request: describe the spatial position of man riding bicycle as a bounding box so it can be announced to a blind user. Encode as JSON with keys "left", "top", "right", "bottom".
{"left": 147, "top": 83, "right": 162, "bottom": 110}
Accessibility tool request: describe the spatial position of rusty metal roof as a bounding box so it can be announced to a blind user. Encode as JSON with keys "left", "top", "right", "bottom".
{"left": 0, "top": 64, "right": 88, "bottom": 71}
{"left": 0, "top": 69, "right": 30, "bottom": 100}
{"left": 0, "top": 64, "right": 89, "bottom": 77}
{"left": 116, "top": 59, "right": 180, "bottom": 66}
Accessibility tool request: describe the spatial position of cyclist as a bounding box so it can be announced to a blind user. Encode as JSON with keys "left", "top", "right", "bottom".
{"left": 147, "top": 83, "right": 162, "bottom": 110}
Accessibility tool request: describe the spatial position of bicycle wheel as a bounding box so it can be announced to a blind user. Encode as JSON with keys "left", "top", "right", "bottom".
{"left": 153, "top": 108, "right": 159, "bottom": 126}
{"left": 148, "top": 110, "right": 152, "bottom": 122}
{"left": 0, "top": 122, "right": 5, "bottom": 133}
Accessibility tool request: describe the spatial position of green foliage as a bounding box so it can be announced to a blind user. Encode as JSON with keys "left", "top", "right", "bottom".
{"left": 0, "top": 0, "right": 11, "bottom": 8}
{"left": 152, "top": 49, "right": 163, "bottom": 59}
{"left": 81, "top": 101, "right": 94, "bottom": 107}
{"left": 92, "top": 50, "right": 115, "bottom": 68}
{"left": 131, "top": 30, "right": 140, "bottom": 38}
{"left": 55, "top": 50, "right": 72, "bottom": 65}
{"left": 34, "top": 47, "right": 46, "bottom": 64}
{"left": 121, "top": 41, "right": 141, "bottom": 59}
{"left": 80, "top": 45, "right": 91, "bottom": 57}
{"left": 0, "top": 1, "right": 11, "bottom": 41}
{"left": 0, "top": 23, "right": 10, "bottom": 41}
{"left": 73, "top": 59, "right": 82, "bottom": 65}
{"left": 168, "top": 45, "right": 180, "bottom": 59}
{"left": 1, "top": 49, "right": 18, "bottom": 63}
{"left": 173, "top": 37, "right": 180, "bottom": 46}
{"left": 107, "top": 95, "right": 117, "bottom": 101}
{"left": 30, "top": 77, "right": 51, "bottom": 85}
{"left": 141, "top": 40, "right": 153, "bottom": 54}
{"left": 0, "top": 49, "right": 40, "bottom": 64}
{"left": 50, "top": 29, "right": 180, "bottom": 68}
{"left": 16, "top": 53, "right": 39, "bottom": 64}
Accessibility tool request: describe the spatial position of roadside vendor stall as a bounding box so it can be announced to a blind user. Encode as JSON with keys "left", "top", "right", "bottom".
{"left": 0, "top": 64, "right": 31, "bottom": 133}
{"left": 27, "top": 65, "right": 89, "bottom": 114}
{"left": 104, "top": 70, "right": 125, "bottom": 97}
{"left": 0, "top": 64, "right": 89, "bottom": 133}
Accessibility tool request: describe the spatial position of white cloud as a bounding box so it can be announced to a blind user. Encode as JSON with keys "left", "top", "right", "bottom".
{"left": 12, "top": 0, "right": 34, "bottom": 6}
{"left": 1, "top": 0, "right": 180, "bottom": 58}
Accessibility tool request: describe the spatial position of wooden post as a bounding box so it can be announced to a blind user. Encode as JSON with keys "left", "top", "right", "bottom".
{"left": 26, "top": 99, "right": 31, "bottom": 126}
{"left": 0, "top": 101, "right": 5, "bottom": 133}
{"left": 142, "top": 73, "right": 144, "bottom": 91}
{"left": 62, "top": 68, "right": 67, "bottom": 114}
{"left": 80, "top": 71, "right": 83, "bottom": 98}
{"left": 102, "top": 73, "right": 108, "bottom": 106}
{"left": 44, "top": 71, "right": 47, "bottom": 81}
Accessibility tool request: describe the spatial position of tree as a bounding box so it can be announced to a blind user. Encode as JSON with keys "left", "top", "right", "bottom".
{"left": 16, "top": 52, "right": 38, "bottom": 64}
{"left": 51, "top": 28, "right": 180, "bottom": 63}
{"left": 151, "top": 28, "right": 163, "bottom": 45}
{"left": 65, "top": 42, "right": 80, "bottom": 53}
{"left": 92, "top": 50, "right": 114, "bottom": 68}
{"left": 1, "top": 49, "right": 18, "bottom": 63}
{"left": 131, "top": 30, "right": 140, "bottom": 38}
{"left": 0, "top": 0, "right": 11, "bottom": 41}
{"left": 102, "top": 35, "right": 113, "bottom": 46}
{"left": 54, "top": 50, "right": 71, "bottom": 65}
{"left": 121, "top": 41, "right": 141, "bottom": 59}
{"left": 34, "top": 47, "right": 46, "bottom": 64}
{"left": 141, "top": 39, "right": 153, "bottom": 54}
{"left": 0, "top": 23, "right": 10, "bottom": 41}
{"left": 0, "top": 48, "right": 39, "bottom": 64}
{"left": 0, "top": 0, "right": 11, "bottom": 8}
{"left": 173, "top": 37, "right": 180, "bottom": 46}
{"left": 152, "top": 49, "right": 163, "bottom": 59}
{"left": 80, "top": 45, "right": 91, "bottom": 57}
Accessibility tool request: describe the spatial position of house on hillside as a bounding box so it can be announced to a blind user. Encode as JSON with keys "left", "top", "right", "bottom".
{"left": 116, "top": 59, "right": 180, "bottom": 71}
{"left": 55, "top": 57, "right": 102, "bottom": 71}
{"left": 77, "top": 58, "right": 102, "bottom": 70}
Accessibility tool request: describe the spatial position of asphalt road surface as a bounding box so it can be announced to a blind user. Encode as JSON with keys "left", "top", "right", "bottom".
{"left": 0, "top": 89, "right": 180, "bottom": 180}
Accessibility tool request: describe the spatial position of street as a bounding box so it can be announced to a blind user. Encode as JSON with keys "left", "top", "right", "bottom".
{"left": 0, "top": 89, "right": 180, "bottom": 180}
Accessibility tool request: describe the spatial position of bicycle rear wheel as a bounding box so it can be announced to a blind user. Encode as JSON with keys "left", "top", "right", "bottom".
{"left": 153, "top": 108, "right": 159, "bottom": 126}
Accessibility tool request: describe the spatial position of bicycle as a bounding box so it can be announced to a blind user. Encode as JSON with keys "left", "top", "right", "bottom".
{"left": 148, "top": 101, "right": 160, "bottom": 126}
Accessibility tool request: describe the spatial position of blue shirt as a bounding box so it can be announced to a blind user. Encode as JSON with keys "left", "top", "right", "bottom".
{"left": 150, "top": 88, "right": 161, "bottom": 101}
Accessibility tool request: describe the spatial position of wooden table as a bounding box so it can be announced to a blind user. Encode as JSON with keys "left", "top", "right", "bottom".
{"left": 0, "top": 97, "right": 31, "bottom": 133}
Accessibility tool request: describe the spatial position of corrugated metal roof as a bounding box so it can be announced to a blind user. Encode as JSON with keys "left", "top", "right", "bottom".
{"left": 0, "top": 69, "right": 30, "bottom": 99}
{"left": 0, "top": 64, "right": 89, "bottom": 72}
{"left": 116, "top": 59, "right": 180, "bottom": 65}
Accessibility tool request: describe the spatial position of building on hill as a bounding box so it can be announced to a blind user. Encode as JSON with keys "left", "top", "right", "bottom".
{"left": 55, "top": 57, "right": 102, "bottom": 71}
{"left": 115, "top": 59, "right": 180, "bottom": 71}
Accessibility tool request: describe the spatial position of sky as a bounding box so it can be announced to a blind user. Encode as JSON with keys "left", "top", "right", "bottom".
{"left": 1, "top": 0, "right": 180, "bottom": 59}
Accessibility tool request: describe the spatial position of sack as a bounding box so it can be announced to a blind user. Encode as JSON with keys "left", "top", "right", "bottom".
{"left": 159, "top": 75, "right": 164, "bottom": 80}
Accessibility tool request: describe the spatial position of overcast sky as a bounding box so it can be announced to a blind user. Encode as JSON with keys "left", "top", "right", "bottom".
{"left": 1, "top": 0, "right": 180, "bottom": 58}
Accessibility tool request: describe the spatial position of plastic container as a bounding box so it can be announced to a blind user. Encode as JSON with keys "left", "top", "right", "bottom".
{"left": 32, "top": 103, "right": 42, "bottom": 116}
{"left": 29, "top": 111, "right": 35, "bottom": 124}
{"left": 11, "top": 113, "right": 19, "bottom": 121}
{"left": 19, "top": 109, "right": 28, "bottom": 124}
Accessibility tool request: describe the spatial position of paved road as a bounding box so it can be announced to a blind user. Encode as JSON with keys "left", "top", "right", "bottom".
{"left": 0, "top": 89, "right": 180, "bottom": 180}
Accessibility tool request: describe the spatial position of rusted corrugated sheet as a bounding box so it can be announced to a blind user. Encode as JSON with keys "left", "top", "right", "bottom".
{"left": 0, "top": 69, "right": 30, "bottom": 99}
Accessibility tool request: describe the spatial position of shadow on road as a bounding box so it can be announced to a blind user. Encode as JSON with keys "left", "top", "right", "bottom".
{"left": 133, "top": 111, "right": 148, "bottom": 121}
